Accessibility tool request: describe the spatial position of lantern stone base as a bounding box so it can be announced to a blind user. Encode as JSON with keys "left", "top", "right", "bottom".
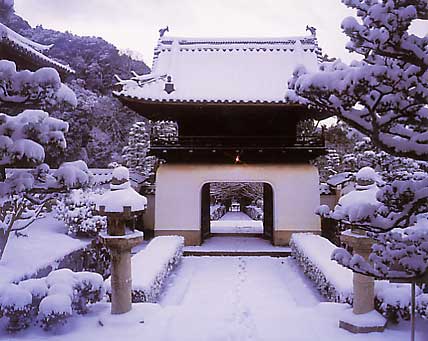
{"left": 339, "top": 308, "right": 387, "bottom": 334}
{"left": 101, "top": 232, "right": 144, "bottom": 314}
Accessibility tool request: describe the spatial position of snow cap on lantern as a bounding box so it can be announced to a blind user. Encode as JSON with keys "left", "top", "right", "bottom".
{"left": 96, "top": 166, "right": 147, "bottom": 213}
{"left": 111, "top": 166, "right": 129, "bottom": 187}
{"left": 331, "top": 166, "right": 381, "bottom": 223}
{"left": 355, "top": 166, "right": 379, "bottom": 188}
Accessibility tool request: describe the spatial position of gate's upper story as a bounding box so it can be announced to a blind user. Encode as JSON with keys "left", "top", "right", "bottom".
{"left": 114, "top": 31, "right": 329, "bottom": 163}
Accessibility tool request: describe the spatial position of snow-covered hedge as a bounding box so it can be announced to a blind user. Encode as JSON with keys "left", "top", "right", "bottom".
{"left": 243, "top": 205, "right": 263, "bottom": 220}
{"left": 290, "top": 233, "right": 353, "bottom": 304}
{"left": 0, "top": 269, "right": 104, "bottom": 332}
{"left": 290, "top": 233, "right": 418, "bottom": 322}
{"left": 105, "top": 236, "right": 184, "bottom": 303}
{"left": 416, "top": 294, "right": 428, "bottom": 320}
{"left": 210, "top": 204, "right": 226, "bottom": 220}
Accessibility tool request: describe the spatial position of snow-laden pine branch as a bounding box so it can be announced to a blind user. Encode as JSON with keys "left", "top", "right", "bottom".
{"left": 287, "top": 0, "right": 428, "bottom": 160}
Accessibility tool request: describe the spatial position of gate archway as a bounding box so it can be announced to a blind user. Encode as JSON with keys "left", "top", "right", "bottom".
{"left": 153, "top": 163, "right": 321, "bottom": 246}
{"left": 200, "top": 182, "right": 274, "bottom": 243}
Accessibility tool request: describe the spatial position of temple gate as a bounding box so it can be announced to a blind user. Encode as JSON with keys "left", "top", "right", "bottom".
{"left": 116, "top": 32, "right": 328, "bottom": 246}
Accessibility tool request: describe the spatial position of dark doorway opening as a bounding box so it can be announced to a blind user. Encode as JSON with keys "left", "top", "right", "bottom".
{"left": 201, "top": 182, "right": 274, "bottom": 243}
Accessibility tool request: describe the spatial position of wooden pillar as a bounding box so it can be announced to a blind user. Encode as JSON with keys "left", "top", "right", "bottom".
{"left": 263, "top": 183, "right": 273, "bottom": 242}
{"left": 201, "top": 183, "right": 211, "bottom": 242}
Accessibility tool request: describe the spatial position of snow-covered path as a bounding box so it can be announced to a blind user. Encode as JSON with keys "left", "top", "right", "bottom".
{"left": 157, "top": 257, "right": 425, "bottom": 341}
{"left": 160, "top": 256, "right": 321, "bottom": 340}
{"left": 6, "top": 257, "right": 427, "bottom": 341}
{"left": 220, "top": 212, "right": 254, "bottom": 221}
{"left": 211, "top": 211, "right": 263, "bottom": 234}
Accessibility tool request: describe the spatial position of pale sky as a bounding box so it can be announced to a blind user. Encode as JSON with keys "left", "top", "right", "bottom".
{"left": 14, "top": 0, "right": 427, "bottom": 67}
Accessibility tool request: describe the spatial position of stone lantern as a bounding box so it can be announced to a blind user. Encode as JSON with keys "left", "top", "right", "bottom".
{"left": 336, "top": 167, "right": 387, "bottom": 333}
{"left": 96, "top": 166, "right": 147, "bottom": 314}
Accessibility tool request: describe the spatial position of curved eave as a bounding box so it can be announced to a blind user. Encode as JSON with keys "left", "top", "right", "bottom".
{"left": 1, "top": 38, "right": 75, "bottom": 76}
{"left": 114, "top": 92, "right": 332, "bottom": 120}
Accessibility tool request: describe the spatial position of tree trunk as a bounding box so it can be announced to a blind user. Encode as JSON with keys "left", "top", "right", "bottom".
{"left": 0, "top": 166, "right": 5, "bottom": 182}
{"left": 0, "top": 228, "right": 9, "bottom": 261}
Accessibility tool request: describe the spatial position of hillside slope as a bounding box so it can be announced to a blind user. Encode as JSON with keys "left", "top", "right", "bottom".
{"left": 0, "top": 7, "right": 150, "bottom": 166}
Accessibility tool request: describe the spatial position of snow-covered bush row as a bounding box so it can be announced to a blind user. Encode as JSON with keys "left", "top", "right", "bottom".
{"left": 243, "top": 205, "right": 263, "bottom": 220}
{"left": 0, "top": 269, "right": 104, "bottom": 332}
{"left": 416, "top": 294, "right": 428, "bottom": 320}
{"left": 210, "top": 204, "right": 226, "bottom": 220}
{"left": 290, "top": 233, "right": 353, "bottom": 304}
{"left": 55, "top": 188, "right": 107, "bottom": 237}
{"left": 105, "top": 236, "right": 184, "bottom": 303}
{"left": 290, "top": 233, "right": 418, "bottom": 322}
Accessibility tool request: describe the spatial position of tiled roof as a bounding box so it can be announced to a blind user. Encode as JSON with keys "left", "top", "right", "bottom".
{"left": 0, "top": 23, "right": 75, "bottom": 75}
{"left": 116, "top": 34, "right": 322, "bottom": 104}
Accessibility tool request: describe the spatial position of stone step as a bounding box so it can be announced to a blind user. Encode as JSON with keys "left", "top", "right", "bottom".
{"left": 210, "top": 233, "right": 263, "bottom": 238}
{"left": 183, "top": 250, "right": 291, "bottom": 257}
{"left": 184, "top": 236, "right": 291, "bottom": 258}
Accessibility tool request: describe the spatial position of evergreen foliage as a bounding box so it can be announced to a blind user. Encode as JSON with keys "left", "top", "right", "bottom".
{"left": 291, "top": 0, "right": 428, "bottom": 280}
{"left": 0, "top": 11, "right": 150, "bottom": 167}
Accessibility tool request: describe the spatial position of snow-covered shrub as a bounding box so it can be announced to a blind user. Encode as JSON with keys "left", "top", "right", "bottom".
{"left": 80, "top": 236, "right": 111, "bottom": 278}
{"left": 44, "top": 269, "right": 104, "bottom": 318}
{"left": 374, "top": 281, "right": 417, "bottom": 323}
{"left": 38, "top": 294, "right": 72, "bottom": 331}
{"left": 244, "top": 205, "right": 263, "bottom": 220}
{"left": 0, "top": 269, "right": 105, "bottom": 332}
{"left": 18, "top": 278, "right": 48, "bottom": 307}
{"left": 46, "top": 268, "right": 76, "bottom": 287}
{"left": 416, "top": 294, "right": 428, "bottom": 320}
{"left": 72, "top": 271, "right": 105, "bottom": 314}
{"left": 210, "top": 204, "right": 226, "bottom": 220}
{"left": 0, "top": 284, "right": 33, "bottom": 331}
{"left": 105, "top": 236, "right": 184, "bottom": 303}
{"left": 55, "top": 188, "right": 107, "bottom": 237}
{"left": 53, "top": 160, "right": 92, "bottom": 189}
{"left": 291, "top": 233, "right": 419, "bottom": 322}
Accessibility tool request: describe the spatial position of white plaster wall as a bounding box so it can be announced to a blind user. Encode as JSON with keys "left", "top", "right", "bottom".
{"left": 155, "top": 163, "right": 320, "bottom": 232}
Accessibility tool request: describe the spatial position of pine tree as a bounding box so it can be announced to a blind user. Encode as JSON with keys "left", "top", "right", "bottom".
{"left": 290, "top": 0, "right": 428, "bottom": 279}
{"left": 122, "top": 121, "right": 152, "bottom": 178}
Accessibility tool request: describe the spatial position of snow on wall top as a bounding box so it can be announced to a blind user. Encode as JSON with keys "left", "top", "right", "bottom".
{"left": 117, "top": 34, "right": 322, "bottom": 103}
{"left": 0, "top": 23, "right": 75, "bottom": 75}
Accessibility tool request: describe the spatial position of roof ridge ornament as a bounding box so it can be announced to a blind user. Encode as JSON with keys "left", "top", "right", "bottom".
{"left": 159, "top": 26, "right": 169, "bottom": 38}
{"left": 305, "top": 25, "right": 317, "bottom": 37}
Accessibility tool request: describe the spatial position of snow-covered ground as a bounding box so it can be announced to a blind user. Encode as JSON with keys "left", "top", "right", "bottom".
{"left": 0, "top": 215, "right": 88, "bottom": 284}
{"left": 211, "top": 211, "right": 263, "bottom": 234}
{"left": 6, "top": 256, "right": 427, "bottom": 340}
{"left": 184, "top": 236, "right": 290, "bottom": 252}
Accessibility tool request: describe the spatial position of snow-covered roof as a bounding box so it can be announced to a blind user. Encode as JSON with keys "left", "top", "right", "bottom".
{"left": 96, "top": 182, "right": 147, "bottom": 213}
{"left": 326, "top": 172, "right": 354, "bottom": 187}
{"left": 91, "top": 168, "right": 147, "bottom": 188}
{"left": 0, "top": 23, "right": 75, "bottom": 75}
{"left": 116, "top": 34, "right": 322, "bottom": 104}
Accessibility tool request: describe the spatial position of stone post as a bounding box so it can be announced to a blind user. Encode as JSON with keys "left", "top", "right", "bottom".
{"left": 339, "top": 229, "right": 387, "bottom": 333}
{"left": 111, "top": 245, "right": 132, "bottom": 314}
{"left": 102, "top": 232, "right": 143, "bottom": 314}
